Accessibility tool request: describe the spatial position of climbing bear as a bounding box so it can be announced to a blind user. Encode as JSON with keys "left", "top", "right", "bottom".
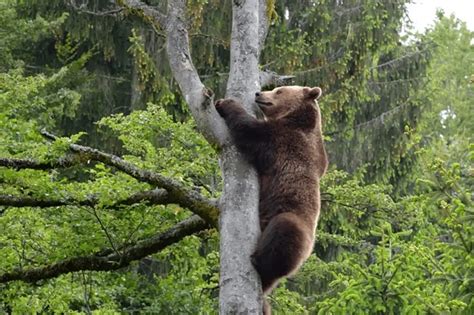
{"left": 215, "top": 86, "right": 328, "bottom": 314}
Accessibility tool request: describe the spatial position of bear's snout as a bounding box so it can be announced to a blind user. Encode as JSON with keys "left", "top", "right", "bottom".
{"left": 255, "top": 94, "right": 272, "bottom": 107}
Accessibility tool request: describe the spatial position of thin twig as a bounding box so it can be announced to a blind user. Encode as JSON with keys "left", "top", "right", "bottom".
{"left": 68, "top": 0, "right": 124, "bottom": 16}
{"left": 91, "top": 207, "right": 120, "bottom": 256}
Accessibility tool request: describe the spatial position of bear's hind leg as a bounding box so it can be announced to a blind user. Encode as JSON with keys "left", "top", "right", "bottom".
{"left": 251, "top": 212, "right": 313, "bottom": 295}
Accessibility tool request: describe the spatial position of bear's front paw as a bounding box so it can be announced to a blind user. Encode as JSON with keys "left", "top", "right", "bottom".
{"left": 214, "top": 99, "right": 224, "bottom": 115}
{"left": 215, "top": 99, "right": 234, "bottom": 118}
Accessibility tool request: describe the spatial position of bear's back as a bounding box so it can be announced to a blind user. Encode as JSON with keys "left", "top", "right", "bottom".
{"left": 257, "top": 121, "right": 323, "bottom": 231}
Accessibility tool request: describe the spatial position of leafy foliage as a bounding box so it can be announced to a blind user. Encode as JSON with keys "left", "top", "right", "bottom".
{"left": 1, "top": 1, "right": 473, "bottom": 314}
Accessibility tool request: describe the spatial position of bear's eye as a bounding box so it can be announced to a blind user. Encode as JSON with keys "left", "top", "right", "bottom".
{"left": 276, "top": 90, "right": 283, "bottom": 95}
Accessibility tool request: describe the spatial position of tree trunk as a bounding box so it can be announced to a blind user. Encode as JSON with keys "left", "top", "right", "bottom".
{"left": 218, "top": 0, "right": 266, "bottom": 314}
{"left": 158, "top": 0, "right": 268, "bottom": 312}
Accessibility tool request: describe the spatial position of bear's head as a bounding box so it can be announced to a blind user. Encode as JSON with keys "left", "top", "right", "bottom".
{"left": 255, "top": 86, "right": 322, "bottom": 119}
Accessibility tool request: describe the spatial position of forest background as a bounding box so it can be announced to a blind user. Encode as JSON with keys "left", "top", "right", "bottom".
{"left": 0, "top": 0, "right": 472, "bottom": 313}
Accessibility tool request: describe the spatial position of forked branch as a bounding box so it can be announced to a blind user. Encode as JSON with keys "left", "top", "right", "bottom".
{"left": 165, "top": 0, "right": 226, "bottom": 145}
{"left": 38, "top": 130, "right": 218, "bottom": 226}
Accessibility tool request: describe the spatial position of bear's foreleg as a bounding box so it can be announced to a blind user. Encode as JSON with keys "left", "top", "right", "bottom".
{"left": 215, "top": 99, "right": 269, "bottom": 159}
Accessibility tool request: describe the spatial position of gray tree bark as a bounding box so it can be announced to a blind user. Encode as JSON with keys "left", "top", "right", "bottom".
{"left": 122, "top": 0, "right": 269, "bottom": 313}
{"left": 218, "top": 0, "right": 267, "bottom": 314}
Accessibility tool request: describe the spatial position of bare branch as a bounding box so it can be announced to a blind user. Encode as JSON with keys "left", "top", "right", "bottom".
{"left": 165, "top": 0, "right": 225, "bottom": 145}
{"left": 0, "top": 215, "right": 209, "bottom": 284}
{"left": 259, "top": 70, "right": 295, "bottom": 88}
{"left": 120, "top": 0, "right": 167, "bottom": 28}
{"left": 38, "top": 130, "right": 219, "bottom": 226}
{"left": 200, "top": 70, "right": 294, "bottom": 89}
{"left": 0, "top": 156, "right": 80, "bottom": 170}
{"left": 117, "top": 188, "right": 169, "bottom": 206}
{"left": 0, "top": 195, "right": 95, "bottom": 208}
{"left": 0, "top": 189, "right": 168, "bottom": 209}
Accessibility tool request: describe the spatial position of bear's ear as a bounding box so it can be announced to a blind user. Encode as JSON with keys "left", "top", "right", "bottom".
{"left": 304, "top": 87, "right": 322, "bottom": 100}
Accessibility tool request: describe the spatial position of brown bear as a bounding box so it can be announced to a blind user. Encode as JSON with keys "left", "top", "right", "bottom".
{"left": 215, "top": 86, "right": 328, "bottom": 314}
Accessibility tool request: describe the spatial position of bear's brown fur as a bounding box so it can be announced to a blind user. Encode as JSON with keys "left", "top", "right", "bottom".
{"left": 215, "top": 86, "right": 328, "bottom": 314}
